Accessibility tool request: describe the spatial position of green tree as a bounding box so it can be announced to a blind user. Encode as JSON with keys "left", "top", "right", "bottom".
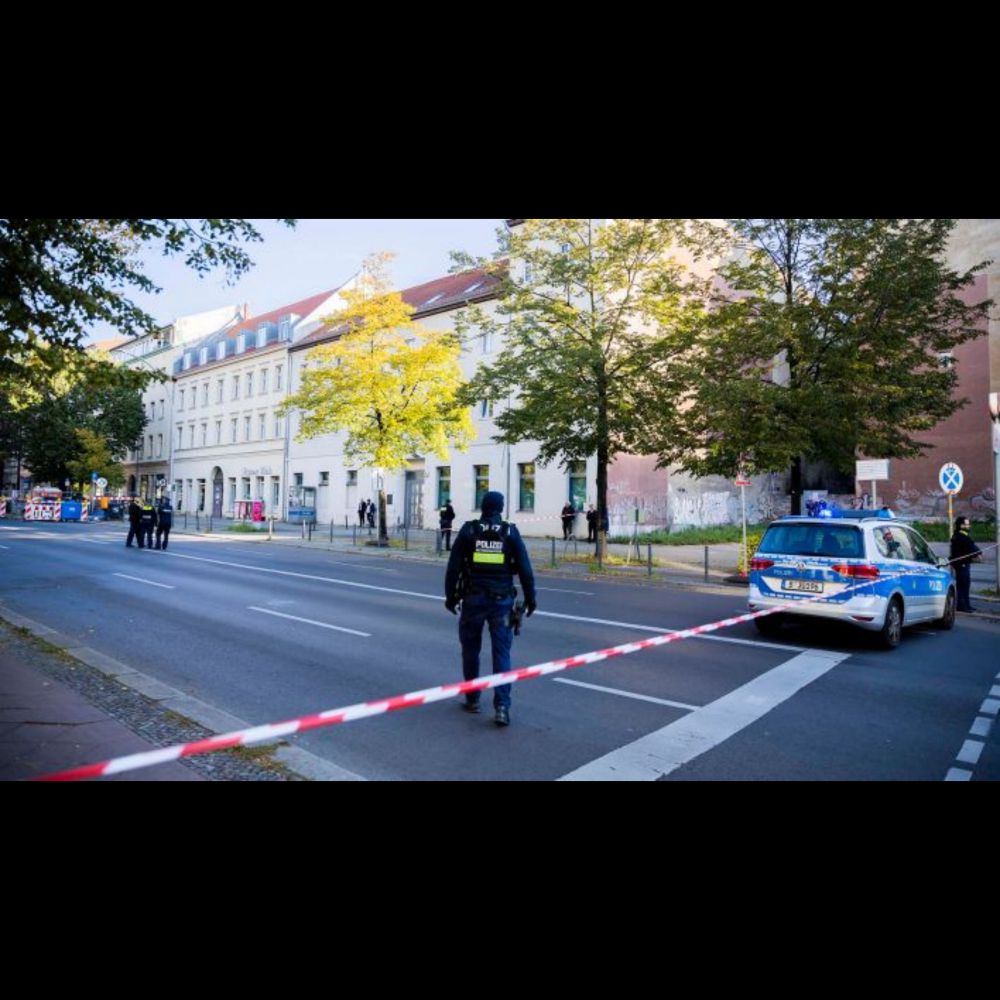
{"left": 452, "top": 219, "right": 716, "bottom": 555}
{"left": 0, "top": 218, "right": 295, "bottom": 387}
{"left": 66, "top": 427, "right": 126, "bottom": 491}
{"left": 279, "top": 253, "right": 475, "bottom": 543}
{"left": 645, "top": 219, "right": 993, "bottom": 513}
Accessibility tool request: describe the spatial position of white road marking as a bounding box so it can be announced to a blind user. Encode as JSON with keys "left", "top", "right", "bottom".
{"left": 991, "top": 686, "right": 1000, "bottom": 698}
{"left": 969, "top": 716, "right": 993, "bottom": 738}
{"left": 955, "top": 740, "right": 985, "bottom": 766}
{"left": 553, "top": 678, "right": 698, "bottom": 711}
{"left": 559, "top": 648, "right": 851, "bottom": 781}
{"left": 945, "top": 767, "right": 973, "bottom": 781}
{"left": 979, "top": 698, "right": 1000, "bottom": 717}
{"left": 536, "top": 586, "right": 595, "bottom": 595}
{"left": 248, "top": 606, "right": 371, "bottom": 637}
{"left": 161, "top": 549, "right": 813, "bottom": 653}
{"left": 0, "top": 544, "right": 8, "bottom": 550}
{"left": 113, "top": 573, "right": 176, "bottom": 590}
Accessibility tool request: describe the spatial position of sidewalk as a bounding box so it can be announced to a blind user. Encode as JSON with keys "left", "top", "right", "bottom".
{"left": 0, "top": 648, "right": 205, "bottom": 781}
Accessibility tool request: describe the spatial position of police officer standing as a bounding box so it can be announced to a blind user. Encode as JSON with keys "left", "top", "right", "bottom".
{"left": 139, "top": 497, "right": 157, "bottom": 550}
{"left": 444, "top": 491, "right": 536, "bottom": 726}
{"left": 950, "top": 516, "right": 982, "bottom": 613}
{"left": 155, "top": 495, "right": 173, "bottom": 550}
{"left": 125, "top": 496, "right": 142, "bottom": 547}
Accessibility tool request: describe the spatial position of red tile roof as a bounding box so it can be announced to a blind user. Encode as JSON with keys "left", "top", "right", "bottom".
{"left": 223, "top": 287, "right": 342, "bottom": 342}
{"left": 292, "top": 265, "right": 504, "bottom": 352}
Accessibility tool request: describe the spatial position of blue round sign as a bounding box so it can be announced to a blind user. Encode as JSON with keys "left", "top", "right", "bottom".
{"left": 938, "top": 462, "right": 963, "bottom": 495}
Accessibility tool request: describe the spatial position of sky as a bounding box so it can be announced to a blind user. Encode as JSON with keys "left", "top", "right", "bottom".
{"left": 86, "top": 219, "right": 504, "bottom": 344}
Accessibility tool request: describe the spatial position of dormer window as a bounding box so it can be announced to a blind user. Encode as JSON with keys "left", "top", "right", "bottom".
{"left": 463, "top": 281, "right": 483, "bottom": 295}
{"left": 424, "top": 293, "right": 444, "bottom": 306}
{"left": 216, "top": 342, "right": 226, "bottom": 361}
{"left": 182, "top": 353, "right": 192, "bottom": 370}
{"left": 257, "top": 326, "right": 267, "bottom": 348}
{"left": 237, "top": 333, "right": 247, "bottom": 354}
{"left": 278, "top": 316, "right": 291, "bottom": 341}
{"left": 199, "top": 347, "right": 208, "bottom": 365}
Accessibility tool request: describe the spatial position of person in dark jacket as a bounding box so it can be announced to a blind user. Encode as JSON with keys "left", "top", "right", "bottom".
{"left": 358, "top": 499, "right": 367, "bottom": 526}
{"left": 367, "top": 500, "right": 376, "bottom": 528}
{"left": 155, "top": 497, "right": 173, "bottom": 550}
{"left": 950, "top": 516, "right": 982, "bottom": 612}
{"left": 439, "top": 501, "right": 456, "bottom": 551}
{"left": 444, "top": 490, "right": 536, "bottom": 727}
{"left": 125, "top": 497, "right": 143, "bottom": 547}
{"left": 561, "top": 502, "right": 576, "bottom": 540}
{"left": 138, "top": 498, "right": 157, "bottom": 549}
{"left": 586, "top": 505, "right": 597, "bottom": 543}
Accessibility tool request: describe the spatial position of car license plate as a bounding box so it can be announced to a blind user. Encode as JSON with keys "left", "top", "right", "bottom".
{"left": 781, "top": 579, "right": 823, "bottom": 593}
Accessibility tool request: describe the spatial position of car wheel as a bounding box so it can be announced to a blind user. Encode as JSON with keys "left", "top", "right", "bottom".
{"left": 934, "top": 588, "right": 956, "bottom": 631}
{"left": 754, "top": 613, "right": 784, "bottom": 636}
{"left": 878, "top": 598, "right": 903, "bottom": 650}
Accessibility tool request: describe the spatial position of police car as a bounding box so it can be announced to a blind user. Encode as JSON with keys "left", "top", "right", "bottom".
{"left": 747, "top": 509, "right": 956, "bottom": 649}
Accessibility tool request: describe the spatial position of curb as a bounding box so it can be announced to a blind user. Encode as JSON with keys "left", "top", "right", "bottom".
{"left": 0, "top": 603, "right": 364, "bottom": 782}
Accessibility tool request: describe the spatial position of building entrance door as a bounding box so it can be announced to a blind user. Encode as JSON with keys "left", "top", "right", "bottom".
{"left": 212, "top": 469, "right": 223, "bottom": 517}
{"left": 404, "top": 470, "right": 424, "bottom": 528}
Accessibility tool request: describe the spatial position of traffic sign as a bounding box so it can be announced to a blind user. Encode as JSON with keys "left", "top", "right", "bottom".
{"left": 91, "top": 472, "right": 98, "bottom": 482}
{"left": 97, "top": 477, "right": 108, "bottom": 489}
{"left": 939, "top": 462, "right": 963, "bottom": 495}
{"left": 735, "top": 478, "right": 751, "bottom": 487}
{"left": 856, "top": 459, "right": 889, "bottom": 481}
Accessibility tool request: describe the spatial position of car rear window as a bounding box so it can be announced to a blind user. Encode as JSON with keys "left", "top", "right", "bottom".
{"left": 759, "top": 523, "right": 864, "bottom": 559}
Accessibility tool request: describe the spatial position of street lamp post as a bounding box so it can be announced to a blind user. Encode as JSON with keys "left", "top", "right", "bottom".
{"left": 989, "top": 392, "right": 1000, "bottom": 595}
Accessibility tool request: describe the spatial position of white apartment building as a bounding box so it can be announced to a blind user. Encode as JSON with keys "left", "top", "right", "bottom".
{"left": 286, "top": 267, "right": 599, "bottom": 536}
{"left": 111, "top": 305, "right": 242, "bottom": 499}
{"left": 170, "top": 286, "right": 349, "bottom": 519}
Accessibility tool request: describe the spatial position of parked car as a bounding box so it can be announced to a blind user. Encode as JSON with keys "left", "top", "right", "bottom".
{"left": 748, "top": 509, "right": 956, "bottom": 649}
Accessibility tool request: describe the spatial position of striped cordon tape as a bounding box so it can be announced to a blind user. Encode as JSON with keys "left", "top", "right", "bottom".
{"left": 34, "top": 544, "right": 995, "bottom": 781}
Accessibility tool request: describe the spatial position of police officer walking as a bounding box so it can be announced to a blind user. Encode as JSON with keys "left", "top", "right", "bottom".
{"left": 155, "top": 495, "right": 173, "bottom": 550}
{"left": 125, "top": 496, "right": 142, "bottom": 547}
{"left": 444, "top": 491, "right": 536, "bottom": 727}
{"left": 138, "top": 497, "right": 157, "bottom": 550}
{"left": 950, "top": 516, "right": 982, "bottom": 613}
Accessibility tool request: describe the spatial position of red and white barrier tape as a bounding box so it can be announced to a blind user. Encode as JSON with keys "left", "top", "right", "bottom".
{"left": 33, "top": 544, "right": 996, "bottom": 781}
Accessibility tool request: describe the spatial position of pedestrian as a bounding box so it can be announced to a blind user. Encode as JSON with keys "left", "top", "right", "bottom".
{"left": 358, "top": 499, "right": 367, "bottom": 527}
{"left": 367, "top": 500, "right": 376, "bottom": 529}
{"left": 155, "top": 495, "right": 173, "bottom": 550}
{"left": 125, "top": 496, "right": 142, "bottom": 547}
{"left": 139, "top": 497, "right": 157, "bottom": 549}
{"left": 439, "top": 500, "right": 456, "bottom": 551}
{"left": 561, "top": 502, "right": 575, "bottom": 540}
{"left": 586, "top": 505, "right": 597, "bottom": 543}
{"left": 950, "top": 516, "right": 982, "bottom": 613}
{"left": 445, "top": 490, "right": 536, "bottom": 727}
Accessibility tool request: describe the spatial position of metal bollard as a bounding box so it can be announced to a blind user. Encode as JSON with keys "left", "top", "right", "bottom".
{"left": 435, "top": 529, "right": 442, "bottom": 555}
{"left": 551, "top": 537, "right": 556, "bottom": 567}
{"left": 404, "top": 523, "right": 409, "bottom": 550}
{"left": 353, "top": 524, "right": 357, "bottom": 546}
{"left": 196, "top": 512, "right": 200, "bottom": 532}
{"left": 184, "top": 512, "right": 188, "bottom": 529}
{"left": 208, "top": 516, "right": 213, "bottom": 533}
{"left": 648, "top": 543, "right": 652, "bottom": 576}
{"left": 704, "top": 544, "right": 709, "bottom": 582}
{"left": 301, "top": 521, "right": 305, "bottom": 540}
{"left": 597, "top": 544, "right": 602, "bottom": 571}
{"left": 330, "top": 519, "right": 334, "bottom": 543}
{"left": 268, "top": 516, "right": 273, "bottom": 541}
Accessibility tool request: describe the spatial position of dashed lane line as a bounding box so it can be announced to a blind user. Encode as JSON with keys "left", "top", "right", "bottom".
{"left": 247, "top": 606, "right": 371, "bottom": 637}
{"left": 552, "top": 677, "right": 699, "bottom": 711}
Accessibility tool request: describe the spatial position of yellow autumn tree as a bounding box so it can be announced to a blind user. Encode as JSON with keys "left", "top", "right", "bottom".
{"left": 280, "top": 252, "right": 475, "bottom": 542}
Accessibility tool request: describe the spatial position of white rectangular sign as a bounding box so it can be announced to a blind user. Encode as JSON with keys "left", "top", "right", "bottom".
{"left": 856, "top": 459, "right": 890, "bottom": 481}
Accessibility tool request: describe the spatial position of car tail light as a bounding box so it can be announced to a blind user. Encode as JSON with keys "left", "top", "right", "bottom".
{"left": 750, "top": 557, "right": 774, "bottom": 571}
{"left": 831, "top": 563, "right": 880, "bottom": 579}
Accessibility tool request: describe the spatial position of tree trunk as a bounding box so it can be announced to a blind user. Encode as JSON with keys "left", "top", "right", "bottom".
{"left": 378, "top": 488, "right": 388, "bottom": 545}
{"left": 789, "top": 454, "right": 802, "bottom": 515}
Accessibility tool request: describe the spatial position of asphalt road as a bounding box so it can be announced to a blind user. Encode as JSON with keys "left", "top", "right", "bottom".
{"left": 1, "top": 520, "right": 997, "bottom": 780}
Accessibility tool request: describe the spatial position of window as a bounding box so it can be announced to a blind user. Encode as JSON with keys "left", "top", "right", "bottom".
{"left": 216, "top": 379, "right": 224, "bottom": 403}
{"left": 175, "top": 424, "right": 183, "bottom": 450}
{"left": 437, "top": 466, "right": 451, "bottom": 507}
{"left": 518, "top": 462, "right": 535, "bottom": 512}
{"left": 242, "top": 477, "right": 251, "bottom": 500}
{"left": 231, "top": 376, "right": 240, "bottom": 401}
{"left": 201, "top": 382, "right": 208, "bottom": 406}
{"left": 256, "top": 327, "right": 267, "bottom": 348}
{"left": 156, "top": 434, "right": 163, "bottom": 458}
{"left": 319, "top": 471, "right": 330, "bottom": 486}
{"left": 271, "top": 476, "right": 281, "bottom": 510}
{"left": 474, "top": 465, "right": 489, "bottom": 509}
{"left": 256, "top": 476, "right": 265, "bottom": 499}
{"left": 174, "top": 480, "right": 183, "bottom": 510}
{"left": 237, "top": 333, "right": 247, "bottom": 353}
{"left": 230, "top": 418, "right": 238, "bottom": 443}
{"left": 938, "top": 352, "right": 955, "bottom": 369}
{"left": 481, "top": 329, "right": 493, "bottom": 353}
{"left": 874, "top": 525, "right": 913, "bottom": 561}
{"left": 199, "top": 423, "right": 207, "bottom": 447}
{"left": 275, "top": 365, "right": 283, "bottom": 391}
{"left": 183, "top": 353, "right": 192, "bottom": 370}
{"left": 258, "top": 413, "right": 267, "bottom": 439}
{"left": 347, "top": 469, "right": 357, "bottom": 485}
{"left": 227, "top": 478, "right": 236, "bottom": 511}
{"left": 197, "top": 479, "right": 206, "bottom": 512}
{"left": 137, "top": 439, "right": 144, "bottom": 460}
{"left": 216, "top": 342, "right": 226, "bottom": 362}
{"left": 148, "top": 435, "right": 153, "bottom": 457}
{"left": 904, "top": 528, "right": 934, "bottom": 564}
{"left": 178, "top": 389, "right": 185, "bottom": 412}
{"left": 215, "top": 420, "right": 222, "bottom": 444}
{"left": 159, "top": 399, "right": 165, "bottom": 419}
{"left": 479, "top": 399, "right": 494, "bottom": 418}
{"left": 274, "top": 414, "right": 283, "bottom": 438}
{"left": 568, "top": 460, "right": 586, "bottom": 512}
{"left": 187, "top": 425, "right": 195, "bottom": 449}
{"left": 246, "top": 371, "right": 254, "bottom": 397}
{"left": 294, "top": 473, "right": 303, "bottom": 487}
{"left": 260, "top": 368, "right": 268, "bottom": 394}
{"left": 244, "top": 415, "right": 252, "bottom": 440}
{"left": 199, "top": 347, "right": 208, "bottom": 366}
{"left": 278, "top": 317, "right": 291, "bottom": 341}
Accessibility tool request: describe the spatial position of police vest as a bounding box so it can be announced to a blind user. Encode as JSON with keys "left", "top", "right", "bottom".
{"left": 140, "top": 505, "right": 155, "bottom": 524}
{"left": 464, "top": 520, "right": 516, "bottom": 587}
